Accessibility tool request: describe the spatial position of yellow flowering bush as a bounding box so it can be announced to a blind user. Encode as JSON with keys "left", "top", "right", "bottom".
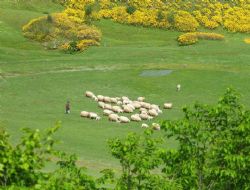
{"left": 174, "top": 11, "right": 199, "bottom": 32}
{"left": 109, "top": 6, "right": 129, "bottom": 24}
{"left": 62, "top": 0, "right": 250, "bottom": 33}
{"left": 223, "top": 7, "right": 250, "bottom": 33}
{"left": 178, "top": 32, "right": 224, "bottom": 46}
{"left": 77, "top": 39, "right": 100, "bottom": 51}
{"left": 23, "top": 12, "right": 101, "bottom": 52}
{"left": 244, "top": 38, "right": 250, "bottom": 44}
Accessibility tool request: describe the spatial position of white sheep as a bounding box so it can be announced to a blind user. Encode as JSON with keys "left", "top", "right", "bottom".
{"left": 89, "top": 112, "right": 101, "bottom": 120}
{"left": 141, "top": 102, "right": 151, "bottom": 109}
{"left": 103, "top": 109, "right": 114, "bottom": 116}
{"left": 98, "top": 102, "right": 105, "bottom": 109}
{"left": 132, "top": 101, "right": 141, "bottom": 109}
{"left": 152, "top": 123, "right": 161, "bottom": 130}
{"left": 104, "top": 104, "right": 113, "bottom": 110}
{"left": 110, "top": 97, "right": 118, "bottom": 104}
{"left": 97, "top": 95, "right": 104, "bottom": 102}
{"left": 109, "top": 114, "right": 120, "bottom": 122}
{"left": 123, "top": 105, "right": 134, "bottom": 113}
{"left": 92, "top": 95, "right": 98, "bottom": 102}
{"left": 177, "top": 84, "right": 181, "bottom": 91}
{"left": 137, "top": 97, "right": 145, "bottom": 102}
{"left": 80, "top": 111, "right": 89, "bottom": 118}
{"left": 139, "top": 113, "right": 150, "bottom": 120}
{"left": 85, "top": 91, "right": 95, "bottom": 98}
{"left": 123, "top": 99, "right": 132, "bottom": 105}
{"left": 127, "top": 104, "right": 135, "bottom": 111}
{"left": 131, "top": 114, "right": 142, "bottom": 122}
{"left": 148, "top": 109, "right": 158, "bottom": 117}
{"left": 119, "top": 116, "right": 130, "bottom": 123}
{"left": 150, "top": 104, "right": 159, "bottom": 110}
{"left": 112, "top": 106, "right": 123, "bottom": 113}
{"left": 141, "top": 123, "right": 149, "bottom": 128}
{"left": 164, "top": 103, "right": 173, "bottom": 109}
{"left": 121, "top": 96, "right": 129, "bottom": 101}
{"left": 103, "top": 96, "right": 111, "bottom": 103}
{"left": 140, "top": 107, "right": 148, "bottom": 113}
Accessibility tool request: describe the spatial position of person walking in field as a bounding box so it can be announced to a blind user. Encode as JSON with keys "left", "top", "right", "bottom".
{"left": 65, "top": 100, "right": 71, "bottom": 114}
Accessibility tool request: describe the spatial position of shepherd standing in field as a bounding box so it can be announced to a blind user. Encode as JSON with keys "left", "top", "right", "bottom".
{"left": 65, "top": 100, "right": 70, "bottom": 114}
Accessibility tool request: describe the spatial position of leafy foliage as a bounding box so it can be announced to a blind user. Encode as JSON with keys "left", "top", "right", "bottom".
{"left": 161, "top": 88, "right": 250, "bottom": 190}
{"left": 0, "top": 122, "right": 61, "bottom": 186}
{"left": 108, "top": 129, "right": 182, "bottom": 190}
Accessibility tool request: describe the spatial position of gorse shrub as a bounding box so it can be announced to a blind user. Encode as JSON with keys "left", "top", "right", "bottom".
{"left": 244, "top": 38, "right": 250, "bottom": 44}
{"left": 174, "top": 11, "right": 199, "bottom": 32}
{"left": 92, "top": 0, "right": 250, "bottom": 33}
{"left": 23, "top": 12, "right": 101, "bottom": 52}
{"left": 178, "top": 32, "right": 225, "bottom": 45}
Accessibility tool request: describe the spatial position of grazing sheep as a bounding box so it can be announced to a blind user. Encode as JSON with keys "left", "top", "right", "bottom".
{"left": 139, "top": 113, "right": 149, "bottom": 120}
{"left": 104, "top": 96, "right": 111, "bottom": 103}
{"left": 140, "top": 107, "right": 148, "bottom": 113}
{"left": 109, "top": 114, "right": 120, "bottom": 122}
{"left": 97, "top": 95, "right": 104, "bottom": 102}
{"left": 103, "top": 109, "right": 114, "bottom": 116}
{"left": 110, "top": 97, "right": 118, "bottom": 104}
{"left": 127, "top": 104, "right": 135, "bottom": 111}
{"left": 85, "top": 91, "right": 95, "bottom": 98}
{"left": 150, "top": 104, "right": 160, "bottom": 110}
{"left": 92, "top": 95, "right": 98, "bottom": 102}
{"left": 117, "top": 101, "right": 123, "bottom": 105}
{"left": 150, "top": 105, "right": 162, "bottom": 114}
{"left": 177, "top": 84, "right": 181, "bottom": 91}
{"left": 132, "top": 101, "right": 141, "bottom": 109}
{"left": 122, "top": 96, "right": 129, "bottom": 101}
{"left": 123, "top": 105, "right": 134, "bottom": 113}
{"left": 98, "top": 102, "right": 105, "bottom": 109}
{"left": 137, "top": 97, "right": 145, "bottom": 102}
{"left": 123, "top": 99, "right": 132, "bottom": 105}
{"left": 89, "top": 112, "right": 100, "bottom": 120}
{"left": 119, "top": 116, "right": 130, "bottom": 123}
{"left": 141, "top": 123, "right": 149, "bottom": 128}
{"left": 131, "top": 114, "right": 142, "bottom": 122}
{"left": 104, "top": 104, "right": 112, "bottom": 110}
{"left": 80, "top": 111, "right": 89, "bottom": 118}
{"left": 152, "top": 123, "right": 161, "bottom": 130}
{"left": 112, "top": 106, "right": 123, "bottom": 113}
{"left": 148, "top": 109, "right": 158, "bottom": 117}
{"left": 141, "top": 102, "right": 151, "bottom": 109}
{"left": 164, "top": 103, "right": 173, "bottom": 109}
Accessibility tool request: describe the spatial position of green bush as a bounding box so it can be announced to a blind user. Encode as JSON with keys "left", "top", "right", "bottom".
{"left": 126, "top": 5, "right": 136, "bottom": 15}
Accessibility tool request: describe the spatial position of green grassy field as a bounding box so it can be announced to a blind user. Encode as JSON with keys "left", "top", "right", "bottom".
{"left": 1, "top": 0, "right": 250, "bottom": 173}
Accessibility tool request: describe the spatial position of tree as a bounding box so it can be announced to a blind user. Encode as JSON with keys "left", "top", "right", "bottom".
{"left": 0, "top": 122, "right": 61, "bottom": 186}
{"left": 161, "top": 88, "right": 250, "bottom": 190}
{"left": 108, "top": 129, "right": 182, "bottom": 190}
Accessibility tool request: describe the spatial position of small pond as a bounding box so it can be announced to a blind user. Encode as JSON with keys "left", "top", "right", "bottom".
{"left": 140, "top": 70, "right": 173, "bottom": 77}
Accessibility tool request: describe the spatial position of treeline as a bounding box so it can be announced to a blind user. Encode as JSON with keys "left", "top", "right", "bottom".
{"left": 1, "top": 88, "right": 249, "bottom": 190}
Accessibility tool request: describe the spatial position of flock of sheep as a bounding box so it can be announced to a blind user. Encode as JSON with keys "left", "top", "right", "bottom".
{"left": 80, "top": 90, "right": 174, "bottom": 130}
